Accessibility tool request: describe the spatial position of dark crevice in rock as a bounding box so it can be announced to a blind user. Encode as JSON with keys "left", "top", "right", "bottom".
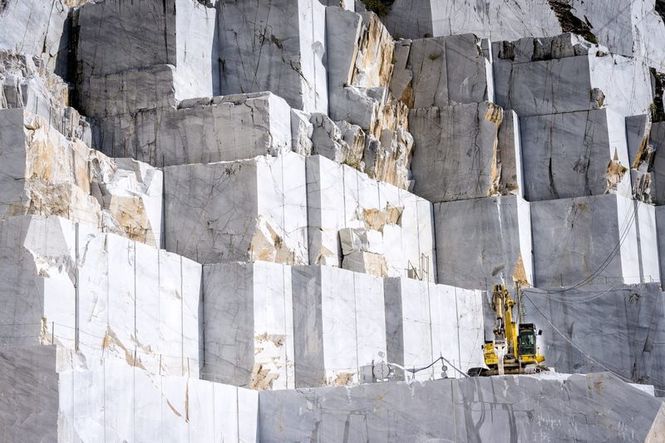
{"left": 656, "top": 0, "right": 665, "bottom": 23}
{"left": 651, "top": 68, "right": 665, "bottom": 122}
{"left": 0, "top": 0, "right": 7, "bottom": 14}
{"left": 547, "top": 0, "right": 598, "bottom": 44}
{"left": 359, "top": 0, "right": 394, "bottom": 16}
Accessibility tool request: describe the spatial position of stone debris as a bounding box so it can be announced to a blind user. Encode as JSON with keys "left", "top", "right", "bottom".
{"left": 0, "top": 109, "right": 163, "bottom": 246}
{"left": 2, "top": 0, "right": 665, "bottom": 440}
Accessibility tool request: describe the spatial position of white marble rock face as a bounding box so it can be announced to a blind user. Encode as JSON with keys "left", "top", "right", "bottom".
{"left": 410, "top": 102, "right": 515, "bottom": 203}
{"left": 524, "top": 283, "right": 665, "bottom": 391}
{"left": 77, "top": 0, "right": 218, "bottom": 102}
{"left": 0, "top": 109, "right": 163, "bottom": 247}
{"left": 291, "top": 265, "right": 387, "bottom": 388}
{"left": 0, "top": 215, "right": 202, "bottom": 376}
{"left": 164, "top": 152, "right": 308, "bottom": 265}
{"left": 493, "top": 41, "right": 654, "bottom": 118}
{"left": 94, "top": 92, "right": 293, "bottom": 167}
{"left": 306, "top": 155, "right": 436, "bottom": 281}
{"left": 434, "top": 195, "right": 534, "bottom": 292}
{"left": 530, "top": 194, "right": 660, "bottom": 288}
{"left": 202, "top": 261, "right": 295, "bottom": 390}
{"left": 0, "top": 346, "right": 259, "bottom": 442}
{"left": 383, "top": 278, "right": 484, "bottom": 381}
{"left": 520, "top": 108, "right": 632, "bottom": 201}
{"left": 217, "top": 0, "right": 327, "bottom": 113}
{"left": 383, "top": 0, "right": 665, "bottom": 71}
{"left": 390, "top": 34, "right": 494, "bottom": 108}
{"left": 258, "top": 372, "right": 665, "bottom": 443}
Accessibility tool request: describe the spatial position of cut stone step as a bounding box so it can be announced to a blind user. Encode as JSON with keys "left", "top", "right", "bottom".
{"left": 531, "top": 194, "right": 660, "bottom": 288}
{"left": 163, "top": 152, "right": 308, "bottom": 265}
{"left": 391, "top": 34, "right": 494, "bottom": 108}
{"left": 0, "top": 345, "right": 258, "bottom": 442}
{"left": 217, "top": 0, "right": 327, "bottom": 113}
{"left": 0, "top": 216, "right": 201, "bottom": 376}
{"left": 77, "top": 0, "right": 218, "bottom": 102}
{"left": 434, "top": 195, "right": 534, "bottom": 292}
{"left": 523, "top": 283, "right": 665, "bottom": 391}
{"left": 0, "top": 109, "right": 163, "bottom": 247}
{"left": 493, "top": 38, "right": 653, "bottom": 117}
{"left": 520, "top": 108, "right": 631, "bottom": 201}
{"left": 410, "top": 102, "right": 521, "bottom": 203}
{"left": 383, "top": 277, "right": 484, "bottom": 381}
{"left": 306, "top": 155, "right": 436, "bottom": 281}
{"left": 94, "top": 92, "right": 293, "bottom": 167}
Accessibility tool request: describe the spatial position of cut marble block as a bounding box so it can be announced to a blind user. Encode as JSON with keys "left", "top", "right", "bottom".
{"left": 658, "top": 206, "right": 665, "bottom": 284}
{"left": 493, "top": 39, "right": 654, "bottom": 117}
{"left": 0, "top": 216, "right": 76, "bottom": 349}
{"left": 524, "top": 283, "right": 665, "bottom": 391}
{"left": 0, "top": 346, "right": 259, "bottom": 442}
{"left": 383, "top": 278, "right": 484, "bottom": 381}
{"left": 646, "top": 121, "right": 665, "bottom": 204}
{"left": 77, "top": 0, "right": 218, "bottom": 101}
{"left": 0, "top": 0, "right": 70, "bottom": 71}
{"left": 202, "top": 262, "right": 294, "bottom": 390}
{"left": 258, "top": 372, "right": 665, "bottom": 443}
{"left": 0, "top": 109, "right": 163, "bottom": 247}
{"left": 520, "top": 108, "right": 631, "bottom": 201}
{"left": 217, "top": 0, "right": 327, "bottom": 113}
{"left": 390, "top": 34, "right": 494, "bottom": 108}
{"left": 0, "top": 346, "right": 59, "bottom": 442}
{"left": 78, "top": 224, "right": 202, "bottom": 376}
{"left": 291, "top": 266, "right": 387, "bottom": 387}
{"left": 382, "top": 0, "right": 560, "bottom": 42}
{"left": 434, "top": 195, "right": 534, "bottom": 291}
{"left": 306, "top": 155, "right": 436, "bottom": 281}
{"left": 0, "top": 51, "right": 90, "bottom": 143}
{"left": 382, "top": 1, "right": 665, "bottom": 71}
{"left": 0, "top": 216, "right": 201, "bottom": 376}
{"left": 95, "top": 92, "right": 292, "bottom": 167}
{"left": 164, "top": 153, "right": 308, "bottom": 265}
{"left": 531, "top": 194, "right": 660, "bottom": 288}
{"left": 410, "top": 102, "right": 521, "bottom": 203}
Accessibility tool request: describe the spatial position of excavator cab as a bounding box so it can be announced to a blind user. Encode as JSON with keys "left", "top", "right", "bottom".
{"left": 518, "top": 324, "right": 537, "bottom": 356}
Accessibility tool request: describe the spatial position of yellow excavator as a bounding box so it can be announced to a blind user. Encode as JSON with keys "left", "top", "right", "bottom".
{"left": 469, "top": 284, "right": 547, "bottom": 376}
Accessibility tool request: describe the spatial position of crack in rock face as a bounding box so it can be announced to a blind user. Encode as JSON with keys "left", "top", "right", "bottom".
{"left": 547, "top": 0, "right": 598, "bottom": 44}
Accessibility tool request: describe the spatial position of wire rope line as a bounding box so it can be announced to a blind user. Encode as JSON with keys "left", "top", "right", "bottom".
{"left": 543, "top": 201, "right": 638, "bottom": 294}
{"left": 524, "top": 293, "right": 665, "bottom": 394}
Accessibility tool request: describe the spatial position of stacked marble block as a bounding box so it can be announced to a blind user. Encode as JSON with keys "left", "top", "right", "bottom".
{"left": 492, "top": 35, "right": 663, "bottom": 287}
{"left": 0, "top": 54, "right": 264, "bottom": 439}
{"left": 73, "top": 0, "right": 481, "bottom": 396}
{"left": 381, "top": 0, "right": 665, "bottom": 72}
{"left": 399, "top": 32, "right": 663, "bottom": 290}
{"left": 390, "top": 33, "right": 534, "bottom": 290}
{"left": 0, "top": 346, "right": 258, "bottom": 442}
{"left": 202, "top": 262, "right": 484, "bottom": 390}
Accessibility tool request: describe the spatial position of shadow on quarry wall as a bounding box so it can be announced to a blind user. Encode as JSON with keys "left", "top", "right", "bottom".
{"left": 359, "top": 0, "right": 394, "bottom": 16}
{"left": 656, "top": 0, "right": 665, "bottom": 23}
{"left": 652, "top": 68, "right": 665, "bottom": 122}
{"left": 547, "top": 0, "right": 598, "bottom": 44}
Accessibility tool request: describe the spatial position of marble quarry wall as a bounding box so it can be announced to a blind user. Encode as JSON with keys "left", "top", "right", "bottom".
{"left": 2, "top": 0, "right": 665, "bottom": 441}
